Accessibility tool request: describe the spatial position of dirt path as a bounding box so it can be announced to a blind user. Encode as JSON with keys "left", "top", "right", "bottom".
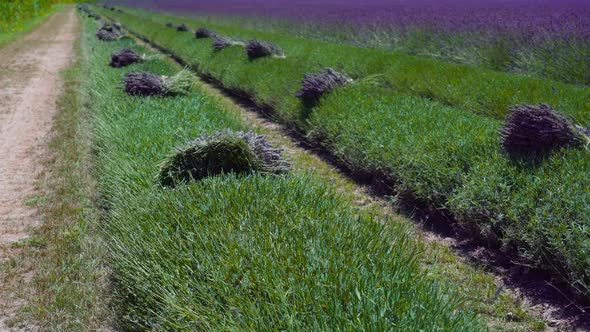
{"left": 0, "top": 8, "right": 79, "bottom": 330}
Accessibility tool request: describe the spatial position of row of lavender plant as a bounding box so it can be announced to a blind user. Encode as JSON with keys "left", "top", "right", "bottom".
{"left": 104, "top": 0, "right": 590, "bottom": 85}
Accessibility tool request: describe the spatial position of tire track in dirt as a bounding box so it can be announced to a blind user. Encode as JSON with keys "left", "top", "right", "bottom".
{"left": 0, "top": 8, "right": 79, "bottom": 330}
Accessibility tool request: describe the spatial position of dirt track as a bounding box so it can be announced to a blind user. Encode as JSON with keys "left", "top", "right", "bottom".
{"left": 0, "top": 8, "right": 79, "bottom": 330}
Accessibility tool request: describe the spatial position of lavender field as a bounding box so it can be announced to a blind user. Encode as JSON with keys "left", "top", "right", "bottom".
{"left": 108, "top": 0, "right": 590, "bottom": 84}
{"left": 77, "top": 2, "right": 590, "bottom": 329}
{"left": 8, "top": 1, "right": 590, "bottom": 329}
{"left": 110, "top": 0, "right": 590, "bottom": 38}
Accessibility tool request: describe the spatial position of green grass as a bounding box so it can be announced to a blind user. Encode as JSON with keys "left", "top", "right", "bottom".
{"left": 80, "top": 15, "right": 491, "bottom": 330}
{"left": 95, "top": 6, "right": 590, "bottom": 299}
{"left": 0, "top": 5, "right": 60, "bottom": 49}
{"left": 0, "top": 1, "right": 74, "bottom": 35}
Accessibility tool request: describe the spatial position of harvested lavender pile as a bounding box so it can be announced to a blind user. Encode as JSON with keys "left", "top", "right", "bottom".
{"left": 96, "top": 29, "right": 118, "bottom": 41}
{"left": 296, "top": 68, "right": 352, "bottom": 105}
{"left": 159, "top": 130, "right": 290, "bottom": 187}
{"left": 123, "top": 72, "right": 166, "bottom": 96}
{"left": 110, "top": 48, "right": 143, "bottom": 68}
{"left": 195, "top": 27, "right": 216, "bottom": 39}
{"left": 123, "top": 69, "right": 196, "bottom": 97}
{"left": 212, "top": 36, "right": 231, "bottom": 50}
{"left": 245, "top": 39, "right": 285, "bottom": 59}
{"left": 500, "top": 103, "right": 589, "bottom": 159}
{"left": 212, "top": 36, "right": 243, "bottom": 50}
{"left": 176, "top": 24, "right": 189, "bottom": 32}
{"left": 96, "top": 23, "right": 122, "bottom": 41}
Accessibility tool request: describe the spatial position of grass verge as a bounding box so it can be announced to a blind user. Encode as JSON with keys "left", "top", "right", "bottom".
{"left": 95, "top": 6, "right": 590, "bottom": 300}
{"left": 16, "top": 16, "right": 112, "bottom": 330}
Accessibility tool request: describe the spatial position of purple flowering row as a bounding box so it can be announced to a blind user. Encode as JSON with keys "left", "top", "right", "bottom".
{"left": 107, "top": 0, "right": 590, "bottom": 42}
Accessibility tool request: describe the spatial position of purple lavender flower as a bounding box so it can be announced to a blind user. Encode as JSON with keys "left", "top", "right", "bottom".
{"left": 109, "top": 0, "right": 590, "bottom": 43}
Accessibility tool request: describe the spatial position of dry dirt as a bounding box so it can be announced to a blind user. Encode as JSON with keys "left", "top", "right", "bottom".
{"left": 0, "top": 8, "right": 79, "bottom": 330}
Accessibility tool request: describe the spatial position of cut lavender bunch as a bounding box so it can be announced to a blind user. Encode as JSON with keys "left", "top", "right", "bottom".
{"left": 212, "top": 36, "right": 243, "bottom": 50}
{"left": 158, "top": 130, "right": 290, "bottom": 187}
{"left": 110, "top": 48, "right": 142, "bottom": 68}
{"left": 500, "top": 103, "right": 589, "bottom": 158}
{"left": 96, "top": 23, "right": 122, "bottom": 41}
{"left": 245, "top": 39, "right": 285, "bottom": 59}
{"left": 123, "top": 72, "right": 166, "bottom": 96}
{"left": 123, "top": 69, "right": 196, "bottom": 97}
{"left": 296, "top": 68, "right": 352, "bottom": 105}
{"left": 195, "top": 27, "right": 216, "bottom": 39}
